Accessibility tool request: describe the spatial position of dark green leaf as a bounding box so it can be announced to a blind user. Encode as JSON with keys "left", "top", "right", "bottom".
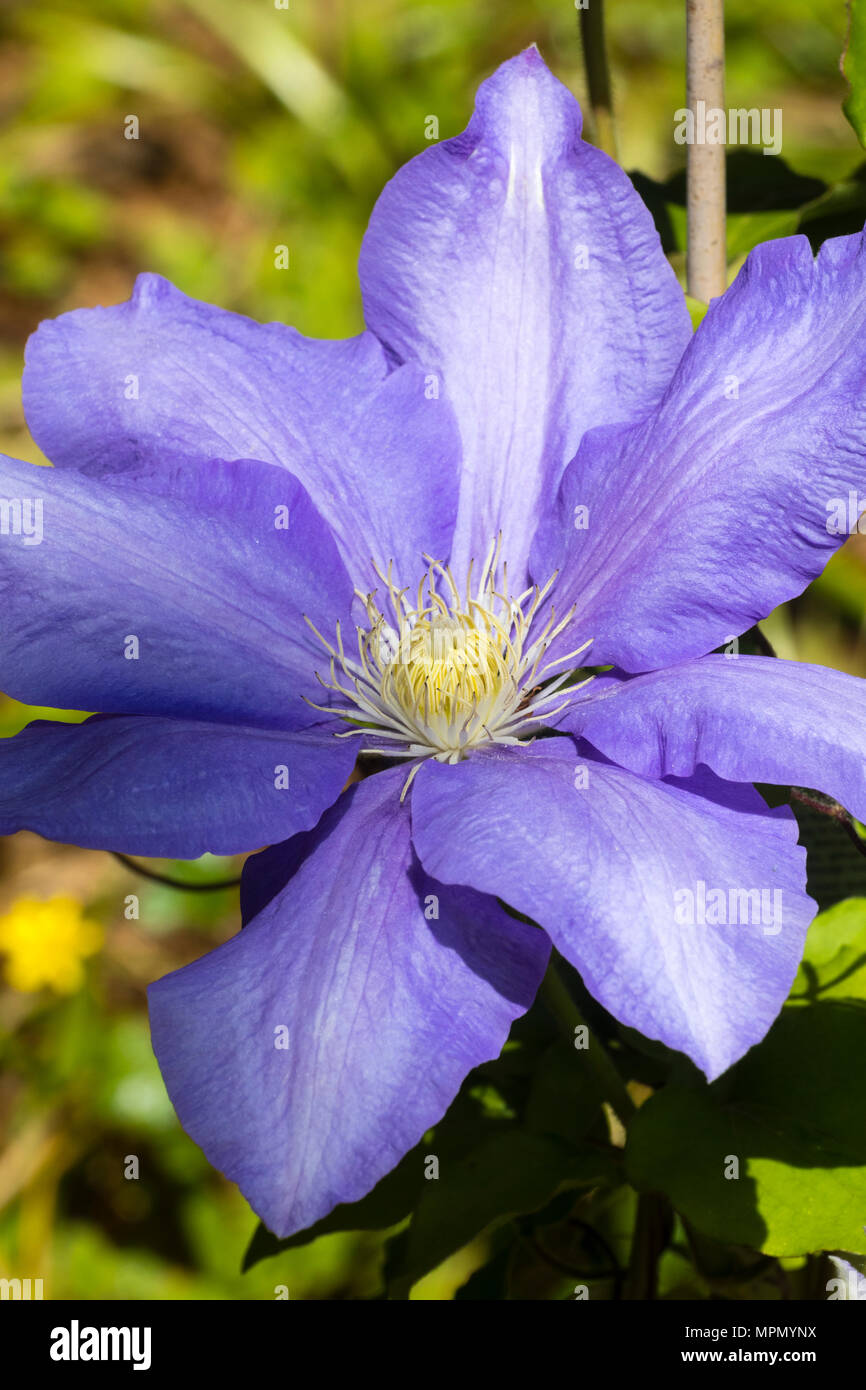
{"left": 524, "top": 1041, "right": 605, "bottom": 1146}
{"left": 385, "top": 1130, "right": 587, "bottom": 1296}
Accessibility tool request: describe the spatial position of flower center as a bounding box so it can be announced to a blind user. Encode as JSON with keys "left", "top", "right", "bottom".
{"left": 390, "top": 616, "right": 509, "bottom": 722}
{"left": 307, "top": 538, "right": 591, "bottom": 795}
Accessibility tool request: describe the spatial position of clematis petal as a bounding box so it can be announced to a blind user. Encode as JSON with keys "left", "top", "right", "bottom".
{"left": 0, "top": 453, "right": 350, "bottom": 729}
{"left": 359, "top": 47, "right": 690, "bottom": 584}
{"left": 148, "top": 766, "right": 548, "bottom": 1237}
{"left": 0, "top": 716, "right": 355, "bottom": 857}
{"left": 533, "top": 230, "right": 866, "bottom": 671}
{"left": 563, "top": 654, "right": 866, "bottom": 821}
{"left": 411, "top": 739, "right": 814, "bottom": 1081}
{"left": 22, "top": 273, "right": 460, "bottom": 584}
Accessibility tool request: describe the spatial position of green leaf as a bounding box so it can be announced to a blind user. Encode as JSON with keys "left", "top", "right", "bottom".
{"left": 524, "top": 1041, "right": 606, "bottom": 1147}
{"left": 725, "top": 210, "right": 800, "bottom": 264}
{"left": 625, "top": 1002, "right": 866, "bottom": 1256}
{"left": 384, "top": 1129, "right": 586, "bottom": 1296}
{"left": 454, "top": 1241, "right": 513, "bottom": 1300}
{"left": 791, "top": 897, "right": 866, "bottom": 1003}
{"left": 843, "top": 0, "right": 866, "bottom": 148}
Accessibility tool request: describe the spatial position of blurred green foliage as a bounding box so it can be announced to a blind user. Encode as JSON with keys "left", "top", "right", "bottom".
{"left": 2, "top": 0, "right": 866, "bottom": 1300}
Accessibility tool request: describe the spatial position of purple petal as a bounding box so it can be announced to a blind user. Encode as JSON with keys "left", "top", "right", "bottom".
{"left": 0, "top": 716, "right": 354, "bottom": 857}
{"left": 359, "top": 47, "right": 690, "bottom": 584}
{"left": 0, "top": 453, "right": 350, "bottom": 729}
{"left": 148, "top": 767, "right": 548, "bottom": 1236}
{"left": 23, "top": 274, "right": 460, "bottom": 585}
{"left": 566, "top": 654, "right": 866, "bottom": 822}
{"left": 533, "top": 231, "right": 866, "bottom": 670}
{"left": 411, "top": 739, "right": 814, "bottom": 1080}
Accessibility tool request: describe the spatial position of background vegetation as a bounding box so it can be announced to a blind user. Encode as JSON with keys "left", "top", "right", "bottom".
{"left": 1, "top": 0, "right": 865, "bottom": 1299}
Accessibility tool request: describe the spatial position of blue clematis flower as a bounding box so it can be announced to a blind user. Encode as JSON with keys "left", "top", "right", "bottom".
{"left": 3, "top": 48, "right": 866, "bottom": 1237}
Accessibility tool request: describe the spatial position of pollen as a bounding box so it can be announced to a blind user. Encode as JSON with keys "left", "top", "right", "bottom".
{"left": 307, "top": 537, "right": 593, "bottom": 797}
{"left": 0, "top": 895, "right": 103, "bottom": 995}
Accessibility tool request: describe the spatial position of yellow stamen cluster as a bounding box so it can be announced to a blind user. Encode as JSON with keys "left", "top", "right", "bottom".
{"left": 308, "top": 538, "right": 592, "bottom": 797}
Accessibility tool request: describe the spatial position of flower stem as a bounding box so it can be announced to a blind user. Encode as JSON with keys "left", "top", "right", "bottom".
{"left": 111, "top": 852, "right": 241, "bottom": 891}
{"left": 623, "top": 1191, "right": 671, "bottom": 1299}
{"left": 540, "top": 952, "right": 636, "bottom": 1126}
{"left": 578, "top": 0, "right": 618, "bottom": 160}
{"left": 686, "top": 0, "right": 727, "bottom": 302}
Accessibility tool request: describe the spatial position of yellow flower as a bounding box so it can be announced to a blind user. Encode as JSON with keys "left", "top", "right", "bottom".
{"left": 0, "top": 896, "right": 103, "bottom": 994}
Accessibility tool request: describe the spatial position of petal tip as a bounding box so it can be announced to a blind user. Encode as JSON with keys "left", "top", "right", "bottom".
{"left": 131, "top": 270, "right": 179, "bottom": 308}
{"left": 471, "top": 47, "right": 583, "bottom": 148}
